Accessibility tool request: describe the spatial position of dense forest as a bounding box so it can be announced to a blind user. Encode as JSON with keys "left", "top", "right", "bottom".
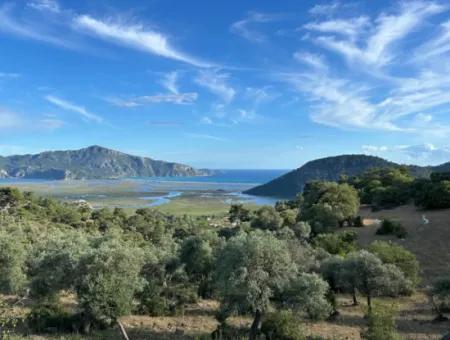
{"left": 0, "top": 166, "right": 450, "bottom": 339}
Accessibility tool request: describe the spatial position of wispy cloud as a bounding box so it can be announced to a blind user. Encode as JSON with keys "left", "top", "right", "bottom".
{"left": 161, "top": 71, "right": 179, "bottom": 94}
{"left": 293, "top": 52, "right": 328, "bottom": 71}
{"left": 414, "top": 19, "right": 450, "bottom": 61}
{"left": 306, "top": 1, "right": 446, "bottom": 67}
{"left": 303, "top": 16, "right": 369, "bottom": 40}
{"left": 195, "top": 70, "right": 235, "bottom": 103}
{"left": 230, "top": 12, "right": 280, "bottom": 43}
{"left": 27, "top": 0, "right": 60, "bottom": 13}
{"left": 309, "top": 2, "right": 342, "bottom": 16}
{"left": 107, "top": 92, "right": 198, "bottom": 107}
{"left": 362, "top": 143, "right": 450, "bottom": 165}
{"left": 74, "top": 15, "right": 211, "bottom": 67}
{"left": 0, "top": 3, "right": 80, "bottom": 50}
{"left": 45, "top": 95, "right": 103, "bottom": 122}
{"left": 185, "top": 133, "right": 227, "bottom": 141}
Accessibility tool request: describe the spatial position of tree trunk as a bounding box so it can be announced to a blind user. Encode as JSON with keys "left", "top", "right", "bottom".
{"left": 352, "top": 288, "right": 358, "bottom": 306}
{"left": 249, "top": 309, "right": 262, "bottom": 340}
{"left": 367, "top": 294, "right": 372, "bottom": 312}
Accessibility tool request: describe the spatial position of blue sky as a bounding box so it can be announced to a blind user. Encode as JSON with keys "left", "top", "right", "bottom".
{"left": 1, "top": 0, "right": 450, "bottom": 169}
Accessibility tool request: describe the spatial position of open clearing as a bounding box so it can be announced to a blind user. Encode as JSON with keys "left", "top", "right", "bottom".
{"left": 351, "top": 205, "right": 450, "bottom": 284}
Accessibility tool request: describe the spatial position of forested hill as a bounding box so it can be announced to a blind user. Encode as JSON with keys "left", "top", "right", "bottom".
{"left": 0, "top": 145, "right": 209, "bottom": 180}
{"left": 244, "top": 154, "right": 447, "bottom": 198}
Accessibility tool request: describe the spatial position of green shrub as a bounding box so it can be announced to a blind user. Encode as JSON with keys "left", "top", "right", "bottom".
{"left": 376, "top": 219, "right": 407, "bottom": 239}
{"left": 261, "top": 310, "right": 305, "bottom": 340}
{"left": 0, "top": 231, "right": 27, "bottom": 294}
{"left": 368, "top": 241, "right": 420, "bottom": 286}
{"left": 362, "top": 303, "right": 400, "bottom": 340}
{"left": 26, "top": 301, "right": 77, "bottom": 333}
{"left": 313, "top": 231, "right": 357, "bottom": 256}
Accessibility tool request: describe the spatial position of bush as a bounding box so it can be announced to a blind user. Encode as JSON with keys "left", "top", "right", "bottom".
{"left": 368, "top": 241, "right": 420, "bottom": 286}
{"left": 376, "top": 219, "right": 407, "bottom": 239}
{"left": 362, "top": 303, "right": 400, "bottom": 340}
{"left": 75, "top": 239, "right": 144, "bottom": 330}
{"left": 251, "top": 206, "right": 283, "bottom": 231}
{"left": 313, "top": 231, "right": 357, "bottom": 256}
{"left": 26, "top": 301, "right": 77, "bottom": 333}
{"left": 261, "top": 310, "right": 305, "bottom": 340}
{"left": 0, "top": 231, "right": 27, "bottom": 294}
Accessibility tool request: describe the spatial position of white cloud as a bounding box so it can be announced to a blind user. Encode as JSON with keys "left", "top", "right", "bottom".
{"left": 74, "top": 15, "right": 210, "bottom": 67}
{"left": 195, "top": 70, "right": 235, "bottom": 103}
{"left": 233, "top": 109, "right": 258, "bottom": 124}
{"left": 306, "top": 1, "right": 446, "bottom": 67}
{"left": 45, "top": 95, "right": 103, "bottom": 122}
{"left": 161, "top": 71, "right": 178, "bottom": 94}
{"left": 293, "top": 52, "right": 328, "bottom": 71}
{"left": 230, "top": 12, "right": 278, "bottom": 43}
{"left": 304, "top": 16, "right": 369, "bottom": 39}
{"left": 361, "top": 145, "right": 389, "bottom": 154}
{"left": 185, "top": 133, "right": 227, "bottom": 141}
{"left": 107, "top": 92, "right": 198, "bottom": 107}
{"left": 309, "top": 2, "right": 342, "bottom": 16}
{"left": 27, "top": 0, "right": 60, "bottom": 13}
{"left": 361, "top": 143, "right": 450, "bottom": 165}
{"left": 414, "top": 19, "right": 450, "bottom": 61}
{"left": 0, "top": 4, "right": 79, "bottom": 50}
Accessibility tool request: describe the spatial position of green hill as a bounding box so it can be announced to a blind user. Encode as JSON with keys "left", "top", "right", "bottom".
{"left": 0, "top": 145, "right": 209, "bottom": 180}
{"left": 244, "top": 154, "right": 445, "bottom": 198}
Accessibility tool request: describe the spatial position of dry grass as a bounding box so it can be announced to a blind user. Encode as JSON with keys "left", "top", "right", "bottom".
{"left": 351, "top": 204, "right": 450, "bottom": 285}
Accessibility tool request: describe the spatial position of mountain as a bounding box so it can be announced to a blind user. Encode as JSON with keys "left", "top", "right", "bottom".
{"left": 0, "top": 145, "right": 210, "bottom": 180}
{"left": 244, "top": 154, "right": 447, "bottom": 198}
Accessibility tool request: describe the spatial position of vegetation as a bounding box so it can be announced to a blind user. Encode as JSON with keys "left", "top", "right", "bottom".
{"left": 430, "top": 270, "right": 450, "bottom": 321}
{"left": 244, "top": 154, "right": 438, "bottom": 198}
{"left": 375, "top": 219, "right": 407, "bottom": 239}
{"left": 1, "top": 165, "right": 449, "bottom": 339}
{"left": 362, "top": 303, "right": 400, "bottom": 340}
{"left": 299, "top": 181, "right": 359, "bottom": 234}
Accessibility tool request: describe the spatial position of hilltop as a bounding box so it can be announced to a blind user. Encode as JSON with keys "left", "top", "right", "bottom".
{"left": 245, "top": 154, "right": 449, "bottom": 198}
{"left": 0, "top": 145, "right": 209, "bottom": 180}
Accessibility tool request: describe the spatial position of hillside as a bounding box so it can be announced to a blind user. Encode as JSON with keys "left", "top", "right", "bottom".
{"left": 244, "top": 154, "right": 444, "bottom": 198}
{"left": 0, "top": 145, "right": 209, "bottom": 180}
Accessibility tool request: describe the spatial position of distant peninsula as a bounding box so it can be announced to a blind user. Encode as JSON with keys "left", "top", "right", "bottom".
{"left": 0, "top": 145, "right": 210, "bottom": 180}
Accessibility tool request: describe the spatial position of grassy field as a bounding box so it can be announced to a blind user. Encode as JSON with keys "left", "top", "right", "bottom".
{"left": 0, "top": 180, "right": 244, "bottom": 216}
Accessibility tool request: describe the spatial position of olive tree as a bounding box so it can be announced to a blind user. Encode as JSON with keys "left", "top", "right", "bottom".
{"left": 29, "top": 230, "right": 88, "bottom": 299}
{"left": 368, "top": 241, "right": 420, "bottom": 286}
{"left": 179, "top": 235, "right": 215, "bottom": 298}
{"left": 282, "top": 273, "right": 332, "bottom": 320}
{"left": 343, "top": 251, "right": 412, "bottom": 310}
{"left": 251, "top": 206, "right": 283, "bottom": 231}
{"left": 0, "top": 231, "right": 27, "bottom": 294}
{"left": 300, "top": 182, "right": 359, "bottom": 233}
{"left": 75, "top": 238, "right": 144, "bottom": 332}
{"left": 215, "top": 231, "right": 297, "bottom": 340}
